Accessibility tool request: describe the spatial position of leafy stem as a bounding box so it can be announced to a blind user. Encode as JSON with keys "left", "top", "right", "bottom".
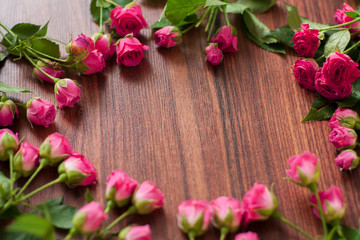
{"left": 319, "top": 17, "right": 360, "bottom": 31}
{"left": 0, "top": 28, "right": 12, "bottom": 45}
{"left": 0, "top": 21, "right": 16, "bottom": 38}
{"left": 310, "top": 185, "right": 328, "bottom": 238}
{"left": 343, "top": 40, "right": 360, "bottom": 54}
{"left": 205, "top": 7, "right": 215, "bottom": 32}
{"left": 195, "top": 7, "right": 211, "bottom": 28}
{"left": 208, "top": 7, "right": 219, "bottom": 41}
{"left": 42, "top": 36, "right": 67, "bottom": 45}
{"left": 99, "top": 6, "right": 104, "bottom": 34}
{"left": 26, "top": 47, "right": 69, "bottom": 63}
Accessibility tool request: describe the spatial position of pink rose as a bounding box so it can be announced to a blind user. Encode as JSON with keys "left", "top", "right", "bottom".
{"left": 58, "top": 152, "right": 97, "bottom": 187}
{"left": 67, "top": 34, "right": 95, "bottom": 61}
{"left": 55, "top": 78, "right": 81, "bottom": 109}
{"left": 205, "top": 43, "right": 223, "bottom": 66}
{"left": 315, "top": 73, "right": 352, "bottom": 100}
{"left": 0, "top": 129, "right": 19, "bottom": 160}
{"left": 73, "top": 201, "right": 108, "bottom": 235}
{"left": 116, "top": 36, "right": 149, "bottom": 67}
{"left": 13, "top": 142, "right": 40, "bottom": 177}
{"left": 93, "top": 34, "right": 116, "bottom": 61}
{"left": 0, "top": 100, "right": 18, "bottom": 127}
{"left": 33, "top": 61, "right": 65, "bottom": 84}
{"left": 26, "top": 98, "right": 56, "bottom": 128}
{"left": 210, "top": 26, "right": 238, "bottom": 53}
{"left": 335, "top": 149, "right": 359, "bottom": 170}
{"left": 235, "top": 232, "right": 260, "bottom": 240}
{"left": 105, "top": 170, "right": 138, "bottom": 207}
{"left": 210, "top": 196, "right": 242, "bottom": 232}
{"left": 39, "top": 132, "right": 73, "bottom": 165}
{"left": 119, "top": 225, "right": 151, "bottom": 240}
{"left": 177, "top": 200, "right": 214, "bottom": 236}
{"left": 110, "top": 5, "right": 148, "bottom": 37}
{"left": 309, "top": 186, "right": 345, "bottom": 223}
{"left": 292, "top": 58, "right": 318, "bottom": 91}
{"left": 286, "top": 151, "right": 319, "bottom": 187}
{"left": 154, "top": 26, "right": 181, "bottom": 48}
{"left": 334, "top": 3, "right": 360, "bottom": 37}
{"left": 329, "top": 126, "right": 357, "bottom": 150}
{"left": 242, "top": 183, "right": 278, "bottom": 225}
{"left": 329, "top": 108, "right": 360, "bottom": 129}
{"left": 132, "top": 180, "right": 164, "bottom": 214}
{"left": 292, "top": 24, "right": 320, "bottom": 58}
{"left": 76, "top": 50, "right": 106, "bottom": 75}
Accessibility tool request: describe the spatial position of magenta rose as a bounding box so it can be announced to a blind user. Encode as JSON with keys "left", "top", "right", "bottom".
{"left": 73, "top": 201, "right": 108, "bottom": 235}
{"left": 67, "top": 34, "right": 95, "bottom": 61}
{"left": 315, "top": 74, "right": 352, "bottom": 100}
{"left": 0, "top": 100, "right": 18, "bottom": 127}
{"left": 235, "top": 232, "right": 260, "bottom": 240}
{"left": 106, "top": 170, "right": 138, "bottom": 207}
{"left": 334, "top": 3, "right": 360, "bottom": 37}
{"left": 119, "top": 225, "right": 151, "bottom": 240}
{"left": 55, "top": 78, "right": 81, "bottom": 109}
{"left": 210, "top": 26, "right": 238, "bottom": 53}
{"left": 335, "top": 149, "right": 360, "bottom": 170}
{"left": 210, "top": 196, "right": 242, "bottom": 232}
{"left": 39, "top": 132, "right": 73, "bottom": 165}
{"left": 0, "top": 129, "right": 19, "bottom": 160}
{"left": 110, "top": 5, "right": 148, "bottom": 37}
{"left": 116, "top": 36, "right": 149, "bottom": 67}
{"left": 292, "top": 58, "right": 318, "bottom": 91}
{"left": 132, "top": 180, "right": 164, "bottom": 214}
{"left": 329, "top": 108, "right": 360, "bottom": 129}
{"left": 205, "top": 43, "right": 223, "bottom": 66}
{"left": 154, "top": 26, "right": 181, "bottom": 48}
{"left": 329, "top": 126, "right": 357, "bottom": 150}
{"left": 26, "top": 98, "right": 56, "bottom": 128}
{"left": 286, "top": 151, "right": 319, "bottom": 187}
{"left": 76, "top": 49, "right": 106, "bottom": 75}
{"left": 293, "top": 24, "right": 320, "bottom": 58}
{"left": 33, "top": 61, "right": 65, "bottom": 84}
{"left": 13, "top": 142, "right": 40, "bottom": 177}
{"left": 93, "top": 34, "right": 116, "bottom": 61}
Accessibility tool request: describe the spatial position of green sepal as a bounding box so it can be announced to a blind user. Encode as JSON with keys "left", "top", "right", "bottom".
{"left": 0, "top": 132, "right": 18, "bottom": 160}
{"left": 125, "top": 0, "right": 137, "bottom": 8}
{"left": 106, "top": 186, "right": 131, "bottom": 207}
{"left": 118, "top": 226, "right": 132, "bottom": 239}
{"left": 133, "top": 199, "right": 156, "bottom": 214}
{"left": 72, "top": 211, "right": 87, "bottom": 234}
{"left": 0, "top": 172, "right": 11, "bottom": 208}
{"left": 75, "top": 61, "right": 92, "bottom": 73}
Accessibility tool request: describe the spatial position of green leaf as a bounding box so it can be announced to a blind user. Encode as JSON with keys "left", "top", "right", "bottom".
{"left": 225, "top": 0, "right": 275, "bottom": 14}
{"left": 302, "top": 97, "right": 337, "bottom": 122}
{"left": 35, "top": 20, "right": 50, "bottom": 37}
{"left": 47, "top": 205, "right": 77, "bottom": 229}
{"left": 0, "top": 52, "right": 8, "bottom": 62}
{"left": 11, "top": 23, "right": 41, "bottom": 40}
{"left": 30, "top": 38, "right": 60, "bottom": 58}
{"left": 1, "top": 33, "right": 21, "bottom": 56}
{"left": 0, "top": 206, "right": 20, "bottom": 219}
{"left": 0, "top": 232, "right": 41, "bottom": 240}
{"left": 345, "top": 11, "right": 360, "bottom": 19}
{"left": 225, "top": 3, "right": 248, "bottom": 14}
{"left": 324, "top": 30, "right": 351, "bottom": 57}
{"left": 284, "top": 3, "right": 301, "bottom": 29}
{"left": 96, "top": 0, "right": 111, "bottom": 8}
{"left": 336, "top": 80, "right": 360, "bottom": 108}
{"left": 301, "top": 17, "right": 328, "bottom": 29}
{"left": 205, "top": 0, "right": 226, "bottom": 7}
{"left": 265, "top": 25, "right": 294, "bottom": 48}
{"left": 0, "top": 81, "right": 31, "bottom": 93}
{"left": 165, "top": 0, "right": 205, "bottom": 25}
{"left": 243, "top": 10, "right": 277, "bottom": 44}
{"left": 90, "top": 0, "right": 111, "bottom": 25}
{"left": 150, "top": 17, "right": 173, "bottom": 29}
{"left": 38, "top": 197, "right": 63, "bottom": 207}
{"left": 332, "top": 225, "right": 360, "bottom": 240}
{"left": 85, "top": 188, "right": 95, "bottom": 203}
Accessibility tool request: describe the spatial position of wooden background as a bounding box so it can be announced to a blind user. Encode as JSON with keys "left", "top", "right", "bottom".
{"left": 1, "top": 0, "right": 360, "bottom": 239}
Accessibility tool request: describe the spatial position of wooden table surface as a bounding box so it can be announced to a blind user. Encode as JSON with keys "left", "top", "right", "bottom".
{"left": 1, "top": 0, "right": 359, "bottom": 239}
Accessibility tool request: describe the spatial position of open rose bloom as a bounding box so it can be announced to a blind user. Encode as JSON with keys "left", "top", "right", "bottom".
{"left": 210, "top": 26, "right": 238, "bottom": 53}
{"left": 292, "top": 58, "right": 318, "bottom": 91}
{"left": 110, "top": 5, "right": 147, "bottom": 37}
{"left": 26, "top": 98, "right": 56, "bottom": 128}
{"left": 292, "top": 24, "right": 320, "bottom": 58}
{"left": 116, "top": 35, "right": 149, "bottom": 67}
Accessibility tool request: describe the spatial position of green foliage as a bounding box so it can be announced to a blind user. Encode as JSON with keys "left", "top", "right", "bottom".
{"left": 85, "top": 188, "right": 95, "bottom": 203}
{"left": 265, "top": 25, "right": 294, "bottom": 48}
{"left": 30, "top": 38, "right": 60, "bottom": 58}
{"left": 150, "top": 14, "right": 198, "bottom": 31}
{"left": 0, "top": 81, "right": 31, "bottom": 93}
{"left": 332, "top": 225, "right": 360, "bottom": 240}
{"left": 0, "top": 52, "right": 7, "bottom": 63}
{"left": 165, "top": 0, "right": 205, "bottom": 25}
{"left": 0, "top": 206, "right": 20, "bottom": 219}
{"left": 302, "top": 97, "right": 337, "bottom": 122}
{"left": 11, "top": 23, "right": 41, "bottom": 40}
{"left": 243, "top": 10, "right": 277, "bottom": 44}
{"left": 205, "top": 0, "right": 226, "bottom": 7}
{"left": 284, "top": 3, "right": 301, "bottom": 29}
{"left": 90, "top": 0, "right": 132, "bottom": 24}
{"left": 336, "top": 80, "right": 360, "bottom": 108}
{"left": 324, "top": 30, "right": 351, "bottom": 57}
{"left": 226, "top": 0, "right": 276, "bottom": 14}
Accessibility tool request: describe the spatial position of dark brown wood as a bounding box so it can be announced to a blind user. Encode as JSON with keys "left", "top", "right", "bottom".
{"left": 1, "top": 0, "right": 359, "bottom": 239}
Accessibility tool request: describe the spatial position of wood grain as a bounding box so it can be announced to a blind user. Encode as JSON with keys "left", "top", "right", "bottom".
{"left": 1, "top": 0, "right": 359, "bottom": 239}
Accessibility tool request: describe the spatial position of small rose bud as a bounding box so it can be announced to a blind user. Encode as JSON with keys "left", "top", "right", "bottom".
{"left": 177, "top": 200, "right": 214, "bottom": 237}
{"left": 205, "top": 43, "right": 223, "bottom": 66}
{"left": 210, "top": 196, "right": 242, "bottom": 232}
{"left": 119, "top": 225, "right": 151, "bottom": 240}
{"left": 54, "top": 78, "right": 81, "bottom": 109}
{"left": 72, "top": 201, "right": 108, "bottom": 235}
{"left": 33, "top": 60, "right": 65, "bottom": 84}
{"left": 132, "top": 180, "right": 164, "bottom": 214}
{"left": 242, "top": 183, "right": 278, "bottom": 225}
{"left": 292, "top": 58, "right": 318, "bottom": 91}
{"left": 293, "top": 24, "right": 320, "bottom": 58}
{"left": 0, "top": 100, "right": 18, "bottom": 127}
{"left": 58, "top": 152, "right": 97, "bottom": 187}
{"left": 116, "top": 35, "right": 149, "bottom": 67}
{"left": 335, "top": 149, "right": 360, "bottom": 170}
{"left": 334, "top": 3, "right": 360, "bottom": 38}
{"left": 106, "top": 170, "right": 138, "bottom": 207}
{"left": 39, "top": 132, "right": 73, "bottom": 165}
{"left": 0, "top": 129, "right": 19, "bottom": 160}
{"left": 286, "top": 151, "right": 319, "bottom": 187}
{"left": 26, "top": 97, "right": 56, "bottom": 128}
{"left": 210, "top": 26, "right": 238, "bottom": 53}
{"left": 67, "top": 34, "right": 95, "bottom": 61}
{"left": 13, "top": 142, "right": 40, "bottom": 177}
{"left": 235, "top": 232, "right": 260, "bottom": 240}
{"left": 329, "top": 108, "right": 360, "bottom": 129}
{"left": 154, "top": 26, "right": 181, "bottom": 48}
{"left": 92, "top": 34, "right": 116, "bottom": 61}
{"left": 329, "top": 126, "right": 357, "bottom": 150}
{"left": 75, "top": 50, "right": 106, "bottom": 75}
{"left": 309, "top": 186, "right": 345, "bottom": 223}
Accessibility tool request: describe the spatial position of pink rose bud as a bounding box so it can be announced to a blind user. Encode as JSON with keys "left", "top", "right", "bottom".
{"left": 116, "top": 35, "right": 149, "bottom": 67}
{"left": 119, "top": 225, "right": 151, "bottom": 240}
{"left": 106, "top": 170, "right": 138, "bottom": 207}
{"left": 309, "top": 186, "right": 345, "bottom": 223}
{"left": 58, "top": 152, "right": 97, "bottom": 187}
{"left": 329, "top": 126, "right": 357, "bottom": 150}
{"left": 76, "top": 50, "right": 106, "bottom": 75}
{"left": 210, "top": 196, "right": 242, "bottom": 232}
{"left": 292, "top": 58, "right": 318, "bottom": 91}
{"left": 242, "top": 183, "right": 278, "bottom": 225}
{"left": 72, "top": 201, "right": 108, "bottom": 235}
{"left": 177, "top": 200, "right": 214, "bottom": 237}
{"left": 329, "top": 108, "right": 360, "bottom": 129}
{"left": 292, "top": 24, "right": 320, "bottom": 58}
{"left": 92, "top": 33, "right": 116, "bottom": 61}
{"left": 0, "top": 129, "right": 19, "bottom": 160}
{"left": 55, "top": 78, "right": 81, "bottom": 109}
{"left": 39, "top": 132, "right": 73, "bottom": 165}
{"left": 26, "top": 97, "right": 56, "bottom": 128}
{"left": 335, "top": 149, "right": 360, "bottom": 170}
{"left": 33, "top": 60, "right": 65, "bottom": 84}
{"left": 132, "top": 180, "right": 164, "bottom": 214}
{"left": 0, "top": 99, "right": 18, "bottom": 127}
{"left": 334, "top": 3, "right": 360, "bottom": 37}
{"left": 13, "top": 142, "right": 40, "bottom": 177}
{"left": 154, "top": 26, "right": 181, "bottom": 48}
{"left": 110, "top": 5, "right": 148, "bottom": 37}
{"left": 235, "top": 232, "right": 260, "bottom": 240}
{"left": 66, "top": 34, "right": 95, "bottom": 61}
{"left": 286, "top": 151, "right": 319, "bottom": 187}
{"left": 210, "top": 26, "right": 238, "bottom": 53}
{"left": 205, "top": 43, "right": 223, "bottom": 66}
